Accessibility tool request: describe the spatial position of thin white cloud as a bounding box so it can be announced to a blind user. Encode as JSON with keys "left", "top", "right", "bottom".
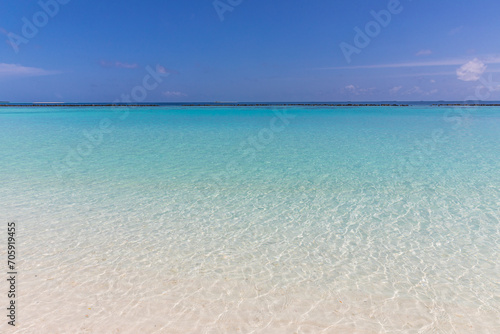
{"left": 100, "top": 60, "right": 138, "bottom": 69}
{"left": 0, "top": 63, "right": 60, "bottom": 77}
{"left": 449, "top": 26, "right": 463, "bottom": 36}
{"left": 416, "top": 50, "right": 432, "bottom": 56}
{"left": 99, "top": 60, "right": 112, "bottom": 68}
{"left": 163, "top": 91, "right": 187, "bottom": 97}
{"left": 322, "top": 60, "right": 466, "bottom": 70}
{"left": 390, "top": 68, "right": 500, "bottom": 78}
{"left": 115, "top": 62, "right": 138, "bottom": 69}
{"left": 344, "top": 85, "right": 375, "bottom": 95}
{"left": 403, "top": 86, "right": 423, "bottom": 95}
{"left": 320, "top": 56, "right": 500, "bottom": 70}
{"left": 389, "top": 86, "right": 403, "bottom": 94}
{"left": 401, "top": 86, "right": 438, "bottom": 96}
{"left": 156, "top": 65, "right": 178, "bottom": 75}
{"left": 345, "top": 84, "right": 356, "bottom": 92}
{"left": 157, "top": 65, "right": 169, "bottom": 74}
{"left": 456, "top": 58, "right": 486, "bottom": 81}
{"left": 401, "top": 86, "right": 439, "bottom": 96}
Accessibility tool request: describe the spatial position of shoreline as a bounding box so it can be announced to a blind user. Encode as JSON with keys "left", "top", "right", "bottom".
{"left": 0, "top": 104, "right": 160, "bottom": 107}
{"left": 1, "top": 103, "right": 500, "bottom": 107}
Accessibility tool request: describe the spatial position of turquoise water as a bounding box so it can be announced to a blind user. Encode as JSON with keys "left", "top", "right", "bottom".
{"left": 1, "top": 106, "right": 499, "bottom": 333}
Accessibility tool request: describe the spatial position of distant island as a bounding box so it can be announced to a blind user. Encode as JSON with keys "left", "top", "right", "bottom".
{"left": 2, "top": 103, "right": 500, "bottom": 107}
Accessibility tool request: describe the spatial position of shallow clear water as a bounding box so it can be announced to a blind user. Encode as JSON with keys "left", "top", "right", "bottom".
{"left": 1, "top": 106, "right": 499, "bottom": 333}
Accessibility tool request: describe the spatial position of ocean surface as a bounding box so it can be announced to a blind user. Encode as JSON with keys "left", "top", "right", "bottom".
{"left": 0, "top": 106, "right": 499, "bottom": 333}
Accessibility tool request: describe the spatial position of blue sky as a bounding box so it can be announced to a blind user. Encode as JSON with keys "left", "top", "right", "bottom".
{"left": 1, "top": 0, "right": 500, "bottom": 102}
